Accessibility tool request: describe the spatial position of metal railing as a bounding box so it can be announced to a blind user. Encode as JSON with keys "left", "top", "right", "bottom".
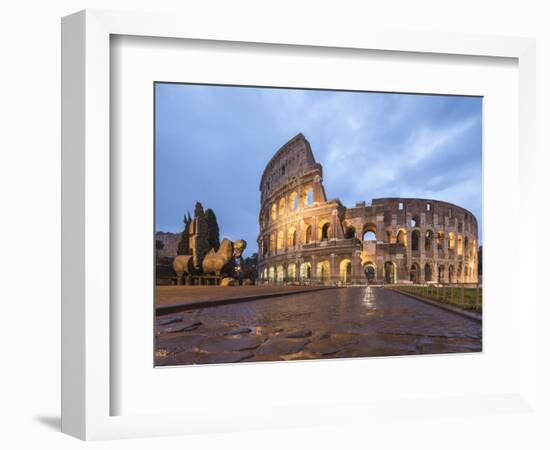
{"left": 391, "top": 282, "right": 482, "bottom": 311}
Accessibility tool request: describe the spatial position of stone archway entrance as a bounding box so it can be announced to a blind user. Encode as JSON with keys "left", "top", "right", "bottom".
{"left": 364, "top": 263, "right": 376, "bottom": 284}
{"left": 384, "top": 261, "right": 396, "bottom": 284}
{"left": 409, "top": 263, "right": 420, "bottom": 284}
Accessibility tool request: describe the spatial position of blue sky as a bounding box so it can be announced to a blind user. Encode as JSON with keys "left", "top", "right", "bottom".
{"left": 155, "top": 83, "right": 482, "bottom": 255}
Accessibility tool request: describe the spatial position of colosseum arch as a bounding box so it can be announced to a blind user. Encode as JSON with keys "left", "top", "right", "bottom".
{"left": 411, "top": 229, "right": 421, "bottom": 251}
{"left": 339, "top": 259, "right": 352, "bottom": 283}
{"left": 438, "top": 264, "right": 445, "bottom": 283}
{"left": 276, "top": 265, "right": 285, "bottom": 283}
{"left": 278, "top": 197, "right": 286, "bottom": 217}
{"left": 424, "top": 263, "right": 433, "bottom": 282}
{"left": 303, "top": 224, "right": 313, "bottom": 244}
{"left": 269, "top": 234, "right": 275, "bottom": 254}
{"left": 287, "top": 226, "right": 297, "bottom": 248}
{"left": 301, "top": 185, "right": 314, "bottom": 207}
{"left": 300, "top": 261, "right": 312, "bottom": 280}
{"left": 268, "top": 266, "right": 275, "bottom": 282}
{"left": 457, "top": 234, "right": 463, "bottom": 256}
{"left": 289, "top": 191, "right": 299, "bottom": 211}
{"left": 362, "top": 223, "right": 377, "bottom": 241}
{"left": 364, "top": 261, "right": 376, "bottom": 283}
{"left": 318, "top": 220, "right": 331, "bottom": 241}
{"left": 277, "top": 230, "right": 284, "bottom": 251}
{"left": 410, "top": 263, "right": 420, "bottom": 283}
{"left": 396, "top": 228, "right": 407, "bottom": 246}
{"left": 287, "top": 263, "right": 297, "bottom": 281}
{"left": 410, "top": 214, "right": 421, "bottom": 228}
{"left": 271, "top": 203, "right": 277, "bottom": 221}
{"left": 344, "top": 225, "right": 357, "bottom": 239}
{"left": 384, "top": 261, "right": 396, "bottom": 284}
{"left": 448, "top": 264, "right": 455, "bottom": 283}
{"left": 317, "top": 260, "right": 330, "bottom": 282}
{"left": 448, "top": 232, "right": 456, "bottom": 251}
{"left": 437, "top": 231, "right": 445, "bottom": 250}
{"left": 425, "top": 229, "right": 434, "bottom": 252}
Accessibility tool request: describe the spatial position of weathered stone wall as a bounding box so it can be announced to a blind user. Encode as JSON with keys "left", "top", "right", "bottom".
{"left": 258, "top": 134, "right": 479, "bottom": 285}
{"left": 155, "top": 231, "right": 180, "bottom": 258}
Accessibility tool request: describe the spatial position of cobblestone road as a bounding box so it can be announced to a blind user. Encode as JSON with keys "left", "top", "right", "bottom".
{"left": 155, "top": 286, "right": 482, "bottom": 366}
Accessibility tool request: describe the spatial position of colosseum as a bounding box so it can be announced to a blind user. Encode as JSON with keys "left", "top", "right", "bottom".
{"left": 257, "top": 133, "right": 479, "bottom": 285}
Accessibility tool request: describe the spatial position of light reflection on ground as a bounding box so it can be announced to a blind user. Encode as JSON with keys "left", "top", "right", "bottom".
{"left": 155, "top": 287, "right": 482, "bottom": 366}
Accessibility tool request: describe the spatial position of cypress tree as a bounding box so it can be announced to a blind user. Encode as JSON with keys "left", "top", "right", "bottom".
{"left": 193, "top": 202, "right": 208, "bottom": 269}
{"left": 205, "top": 208, "right": 220, "bottom": 252}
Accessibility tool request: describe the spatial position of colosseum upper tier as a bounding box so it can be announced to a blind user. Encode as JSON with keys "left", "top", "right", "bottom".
{"left": 257, "top": 133, "right": 479, "bottom": 285}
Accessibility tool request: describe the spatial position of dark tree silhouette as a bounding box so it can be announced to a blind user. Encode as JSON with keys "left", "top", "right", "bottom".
{"left": 205, "top": 208, "right": 220, "bottom": 252}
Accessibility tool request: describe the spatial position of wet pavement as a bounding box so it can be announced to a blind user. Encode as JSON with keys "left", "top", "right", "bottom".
{"left": 155, "top": 286, "right": 482, "bottom": 366}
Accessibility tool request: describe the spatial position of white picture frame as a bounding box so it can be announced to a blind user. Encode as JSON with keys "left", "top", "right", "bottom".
{"left": 61, "top": 9, "right": 539, "bottom": 441}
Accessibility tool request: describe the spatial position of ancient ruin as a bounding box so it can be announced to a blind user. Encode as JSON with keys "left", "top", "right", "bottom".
{"left": 169, "top": 202, "right": 248, "bottom": 285}
{"left": 257, "top": 133, "right": 479, "bottom": 285}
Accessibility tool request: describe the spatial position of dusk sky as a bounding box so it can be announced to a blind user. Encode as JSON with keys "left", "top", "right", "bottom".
{"left": 155, "top": 83, "right": 482, "bottom": 256}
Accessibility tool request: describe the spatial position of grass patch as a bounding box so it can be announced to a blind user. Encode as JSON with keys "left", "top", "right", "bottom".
{"left": 393, "top": 285, "right": 482, "bottom": 312}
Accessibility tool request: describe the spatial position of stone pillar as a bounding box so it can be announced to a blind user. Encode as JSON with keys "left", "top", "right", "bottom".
{"left": 331, "top": 210, "right": 342, "bottom": 240}
{"left": 352, "top": 251, "right": 361, "bottom": 284}
{"left": 313, "top": 215, "right": 318, "bottom": 243}
{"left": 376, "top": 214, "right": 384, "bottom": 242}
{"left": 330, "top": 253, "right": 336, "bottom": 283}
{"left": 311, "top": 255, "right": 317, "bottom": 282}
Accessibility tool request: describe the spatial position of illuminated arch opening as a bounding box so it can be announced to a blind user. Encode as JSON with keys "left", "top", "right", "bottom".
{"left": 278, "top": 197, "right": 286, "bottom": 217}
{"left": 287, "top": 263, "right": 297, "bottom": 281}
{"left": 277, "top": 230, "right": 284, "bottom": 250}
{"left": 287, "top": 227, "right": 297, "bottom": 248}
{"left": 304, "top": 225, "right": 313, "bottom": 244}
{"left": 320, "top": 222, "right": 331, "bottom": 241}
{"left": 317, "top": 260, "right": 330, "bottom": 282}
{"left": 448, "top": 232, "right": 455, "bottom": 251}
{"left": 364, "top": 262, "right": 376, "bottom": 283}
{"left": 300, "top": 262, "right": 312, "bottom": 280}
{"left": 269, "top": 234, "right": 275, "bottom": 254}
{"left": 396, "top": 229, "right": 407, "bottom": 246}
{"left": 339, "top": 259, "right": 352, "bottom": 283}
{"left": 276, "top": 265, "right": 284, "bottom": 283}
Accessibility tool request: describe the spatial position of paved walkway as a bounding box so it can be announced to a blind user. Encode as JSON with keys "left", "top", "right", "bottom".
{"left": 155, "top": 286, "right": 482, "bottom": 366}
{"left": 156, "top": 285, "right": 337, "bottom": 312}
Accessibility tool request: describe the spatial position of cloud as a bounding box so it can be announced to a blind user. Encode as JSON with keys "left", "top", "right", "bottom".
{"left": 155, "top": 84, "right": 483, "bottom": 253}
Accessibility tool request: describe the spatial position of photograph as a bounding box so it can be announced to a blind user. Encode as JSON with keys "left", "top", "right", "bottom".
{"left": 154, "top": 83, "right": 483, "bottom": 366}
